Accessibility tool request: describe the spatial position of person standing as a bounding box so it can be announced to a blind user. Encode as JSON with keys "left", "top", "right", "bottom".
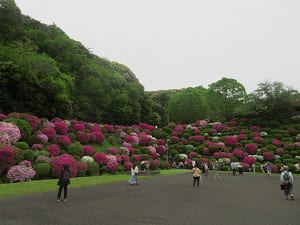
{"left": 57, "top": 164, "right": 70, "bottom": 202}
{"left": 267, "top": 162, "right": 272, "bottom": 175}
{"left": 213, "top": 161, "right": 222, "bottom": 182}
{"left": 280, "top": 166, "right": 294, "bottom": 200}
{"left": 192, "top": 164, "right": 202, "bottom": 187}
{"left": 252, "top": 163, "right": 256, "bottom": 174}
{"left": 204, "top": 163, "right": 209, "bottom": 178}
{"left": 128, "top": 163, "right": 139, "bottom": 185}
{"left": 238, "top": 163, "right": 243, "bottom": 175}
{"left": 230, "top": 162, "right": 237, "bottom": 176}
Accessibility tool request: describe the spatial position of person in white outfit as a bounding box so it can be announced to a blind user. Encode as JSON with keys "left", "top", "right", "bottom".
{"left": 128, "top": 163, "right": 139, "bottom": 185}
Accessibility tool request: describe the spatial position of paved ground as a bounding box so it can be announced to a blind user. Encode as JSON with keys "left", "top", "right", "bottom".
{"left": 0, "top": 172, "right": 299, "bottom": 225}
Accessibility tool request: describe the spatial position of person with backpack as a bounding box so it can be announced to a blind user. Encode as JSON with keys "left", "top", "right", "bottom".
{"left": 280, "top": 166, "right": 294, "bottom": 200}
{"left": 57, "top": 164, "right": 71, "bottom": 202}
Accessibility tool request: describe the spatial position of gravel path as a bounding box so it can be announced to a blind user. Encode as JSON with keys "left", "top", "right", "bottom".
{"left": 0, "top": 172, "right": 299, "bottom": 225}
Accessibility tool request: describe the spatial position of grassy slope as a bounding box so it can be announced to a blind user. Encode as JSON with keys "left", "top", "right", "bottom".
{"left": 0, "top": 169, "right": 189, "bottom": 198}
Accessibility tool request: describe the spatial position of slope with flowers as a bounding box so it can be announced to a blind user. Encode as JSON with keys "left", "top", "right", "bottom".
{"left": 0, "top": 113, "right": 300, "bottom": 183}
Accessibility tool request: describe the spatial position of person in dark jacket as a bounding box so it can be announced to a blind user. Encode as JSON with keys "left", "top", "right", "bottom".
{"left": 57, "top": 164, "right": 70, "bottom": 202}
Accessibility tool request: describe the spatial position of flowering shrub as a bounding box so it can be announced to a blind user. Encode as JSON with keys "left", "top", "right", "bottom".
{"left": 263, "top": 152, "right": 275, "bottom": 162}
{"left": 77, "top": 162, "right": 88, "bottom": 177}
{"left": 73, "top": 123, "right": 85, "bottom": 132}
{"left": 0, "top": 146, "right": 14, "bottom": 172}
{"left": 19, "top": 160, "right": 32, "bottom": 167}
{"left": 108, "top": 147, "right": 118, "bottom": 155}
{"left": 124, "top": 161, "right": 133, "bottom": 170}
{"left": 171, "top": 136, "right": 179, "bottom": 144}
{"left": 132, "top": 154, "right": 141, "bottom": 162}
{"left": 157, "top": 139, "right": 165, "bottom": 145}
{"left": 90, "top": 124, "right": 101, "bottom": 132}
{"left": 156, "top": 145, "right": 165, "bottom": 155}
{"left": 203, "top": 147, "right": 210, "bottom": 155}
{"left": 122, "top": 142, "right": 131, "bottom": 148}
{"left": 295, "top": 142, "right": 300, "bottom": 149}
{"left": 54, "top": 122, "right": 68, "bottom": 135}
{"left": 94, "top": 152, "right": 108, "bottom": 165}
{"left": 8, "top": 113, "right": 41, "bottom": 131}
{"left": 92, "top": 132, "right": 105, "bottom": 143}
{"left": 46, "top": 144, "right": 60, "bottom": 157}
{"left": 42, "top": 127, "right": 56, "bottom": 139}
{"left": 150, "top": 159, "right": 160, "bottom": 169}
{"left": 245, "top": 143, "right": 258, "bottom": 155}
{"left": 50, "top": 154, "right": 78, "bottom": 178}
{"left": 57, "top": 135, "right": 71, "bottom": 147}
{"left": 81, "top": 156, "right": 94, "bottom": 163}
{"left": 275, "top": 148, "right": 284, "bottom": 156}
{"left": 120, "top": 147, "right": 129, "bottom": 155}
{"left": 77, "top": 132, "right": 91, "bottom": 144}
{"left": 253, "top": 136, "right": 264, "bottom": 144}
{"left": 225, "top": 136, "right": 237, "bottom": 147}
{"left": 104, "top": 124, "right": 114, "bottom": 133}
{"left": 272, "top": 139, "right": 282, "bottom": 147}
{"left": 106, "top": 161, "right": 118, "bottom": 173}
{"left": 139, "top": 133, "right": 151, "bottom": 145}
{"left": 7, "top": 165, "right": 36, "bottom": 182}
{"left": 82, "top": 146, "right": 94, "bottom": 156}
{"left": 188, "top": 151, "right": 197, "bottom": 159}
{"left": 250, "top": 126, "right": 260, "bottom": 132}
{"left": 38, "top": 134, "right": 48, "bottom": 144}
{"left": 232, "top": 149, "right": 245, "bottom": 160}
{"left": 212, "top": 123, "right": 224, "bottom": 132}
{"left": 32, "top": 144, "right": 43, "bottom": 150}
{"left": 0, "top": 113, "right": 8, "bottom": 120}
{"left": 237, "top": 134, "right": 247, "bottom": 141}
{"left": 0, "top": 122, "right": 21, "bottom": 145}
{"left": 242, "top": 156, "right": 255, "bottom": 166}
{"left": 121, "top": 155, "right": 129, "bottom": 162}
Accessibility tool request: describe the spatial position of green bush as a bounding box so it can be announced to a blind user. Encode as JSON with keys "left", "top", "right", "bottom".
{"left": 23, "top": 150, "right": 35, "bottom": 162}
{"left": 170, "top": 150, "right": 179, "bottom": 157}
{"left": 282, "top": 154, "right": 293, "bottom": 159}
{"left": 37, "top": 150, "right": 50, "bottom": 157}
{"left": 221, "top": 165, "right": 229, "bottom": 171}
{"left": 290, "top": 151, "right": 299, "bottom": 157}
{"left": 86, "top": 162, "right": 99, "bottom": 176}
{"left": 4, "top": 118, "right": 32, "bottom": 137}
{"left": 283, "top": 159, "right": 294, "bottom": 164}
{"left": 67, "top": 133, "right": 76, "bottom": 142}
{"left": 67, "top": 142, "right": 82, "bottom": 157}
{"left": 33, "top": 163, "right": 50, "bottom": 179}
{"left": 140, "top": 154, "right": 150, "bottom": 160}
{"left": 12, "top": 146, "right": 24, "bottom": 164}
{"left": 159, "top": 160, "right": 166, "bottom": 169}
{"left": 266, "top": 145, "right": 277, "bottom": 152}
{"left": 26, "top": 135, "right": 41, "bottom": 147}
{"left": 15, "top": 142, "right": 29, "bottom": 150}
{"left": 231, "top": 156, "right": 239, "bottom": 162}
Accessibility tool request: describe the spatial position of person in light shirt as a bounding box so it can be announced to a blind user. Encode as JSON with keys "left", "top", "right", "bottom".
{"left": 128, "top": 163, "right": 139, "bottom": 185}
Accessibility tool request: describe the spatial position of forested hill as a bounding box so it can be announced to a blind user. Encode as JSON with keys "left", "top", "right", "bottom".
{"left": 0, "top": 0, "right": 160, "bottom": 125}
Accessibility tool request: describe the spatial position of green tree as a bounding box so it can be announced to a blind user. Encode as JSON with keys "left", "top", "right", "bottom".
{"left": 168, "top": 87, "right": 207, "bottom": 124}
{"left": 207, "top": 77, "right": 247, "bottom": 120}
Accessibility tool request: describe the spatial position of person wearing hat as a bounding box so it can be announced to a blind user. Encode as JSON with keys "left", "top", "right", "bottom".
{"left": 280, "top": 166, "right": 294, "bottom": 200}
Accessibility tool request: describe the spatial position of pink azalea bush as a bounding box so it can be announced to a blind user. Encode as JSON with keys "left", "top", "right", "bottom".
{"left": 157, "top": 139, "right": 165, "bottom": 145}
{"left": 188, "top": 151, "right": 197, "bottom": 159}
{"left": 73, "top": 123, "right": 85, "bottom": 132}
{"left": 0, "top": 122, "right": 21, "bottom": 145}
{"left": 132, "top": 154, "right": 141, "bottom": 162}
{"left": 57, "top": 135, "right": 71, "bottom": 147}
{"left": 156, "top": 145, "right": 165, "bottom": 155}
{"left": 124, "top": 161, "right": 133, "bottom": 170}
{"left": 77, "top": 132, "right": 91, "bottom": 144}
{"left": 242, "top": 156, "right": 255, "bottom": 166}
{"left": 150, "top": 159, "right": 160, "bottom": 169}
{"left": 106, "top": 161, "right": 118, "bottom": 173}
{"left": 232, "top": 149, "right": 246, "bottom": 160}
{"left": 77, "top": 162, "right": 88, "bottom": 177}
{"left": 7, "top": 165, "right": 36, "bottom": 183}
{"left": 92, "top": 131, "right": 105, "bottom": 143}
{"left": 50, "top": 154, "right": 78, "bottom": 178}
{"left": 37, "top": 134, "right": 48, "bottom": 143}
{"left": 94, "top": 152, "right": 108, "bottom": 165}
{"left": 32, "top": 144, "right": 43, "bottom": 150}
{"left": 46, "top": 144, "right": 60, "bottom": 157}
{"left": 275, "top": 148, "right": 284, "bottom": 156}
{"left": 272, "top": 139, "right": 282, "bottom": 147}
{"left": 104, "top": 124, "right": 114, "bottom": 133}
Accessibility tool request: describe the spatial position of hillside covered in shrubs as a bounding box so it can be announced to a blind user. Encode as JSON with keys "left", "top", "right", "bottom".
{"left": 1, "top": 112, "right": 300, "bottom": 183}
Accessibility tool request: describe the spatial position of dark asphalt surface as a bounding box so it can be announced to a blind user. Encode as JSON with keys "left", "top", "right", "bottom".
{"left": 0, "top": 172, "right": 299, "bottom": 225}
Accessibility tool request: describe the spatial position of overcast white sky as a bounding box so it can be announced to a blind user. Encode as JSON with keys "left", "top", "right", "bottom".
{"left": 15, "top": 0, "right": 300, "bottom": 93}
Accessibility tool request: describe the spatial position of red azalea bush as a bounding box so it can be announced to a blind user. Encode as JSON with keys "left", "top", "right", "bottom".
{"left": 157, "top": 139, "right": 165, "bottom": 145}
{"left": 104, "top": 124, "right": 114, "bottom": 133}
{"left": 108, "top": 147, "right": 118, "bottom": 155}
{"left": 42, "top": 127, "right": 56, "bottom": 139}
{"left": 242, "top": 156, "right": 255, "bottom": 165}
{"left": 0, "top": 113, "right": 8, "bottom": 120}
{"left": 213, "top": 152, "right": 227, "bottom": 159}
{"left": 8, "top": 113, "right": 41, "bottom": 131}
{"left": 90, "top": 124, "right": 101, "bottom": 132}
{"left": 253, "top": 136, "right": 264, "bottom": 144}
{"left": 181, "top": 138, "right": 188, "bottom": 145}
{"left": 57, "top": 135, "right": 71, "bottom": 147}
{"left": 132, "top": 154, "right": 141, "bottom": 162}
{"left": 94, "top": 152, "right": 108, "bottom": 165}
{"left": 156, "top": 145, "right": 165, "bottom": 155}
{"left": 77, "top": 132, "right": 91, "bottom": 144}
{"left": 92, "top": 131, "right": 105, "bottom": 143}
{"left": 54, "top": 122, "right": 68, "bottom": 135}
{"left": 237, "top": 134, "right": 247, "bottom": 141}
{"left": 213, "top": 123, "right": 224, "bottom": 131}
{"left": 124, "top": 161, "right": 133, "bottom": 170}
{"left": 225, "top": 136, "right": 237, "bottom": 147}
{"left": 275, "top": 148, "right": 284, "bottom": 156}
{"left": 82, "top": 145, "right": 94, "bottom": 156}
{"left": 203, "top": 147, "right": 210, "bottom": 155}
{"left": 50, "top": 154, "right": 78, "bottom": 178}
{"left": 0, "top": 146, "right": 14, "bottom": 172}
{"left": 188, "top": 151, "right": 197, "bottom": 159}
{"left": 245, "top": 143, "right": 258, "bottom": 155}
{"left": 171, "top": 136, "right": 179, "bottom": 144}
{"left": 73, "top": 123, "right": 85, "bottom": 132}
{"left": 263, "top": 152, "right": 275, "bottom": 162}
{"left": 77, "top": 162, "right": 88, "bottom": 177}
{"left": 121, "top": 155, "right": 129, "bottom": 162}
{"left": 139, "top": 133, "right": 151, "bottom": 145}
{"left": 46, "top": 144, "right": 60, "bottom": 157}
{"left": 128, "top": 147, "right": 135, "bottom": 155}
{"left": 250, "top": 126, "right": 260, "bottom": 132}
{"left": 272, "top": 139, "right": 282, "bottom": 147}
{"left": 32, "top": 144, "right": 43, "bottom": 150}
{"left": 232, "top": 149, "right": 245, "bottom": 160}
